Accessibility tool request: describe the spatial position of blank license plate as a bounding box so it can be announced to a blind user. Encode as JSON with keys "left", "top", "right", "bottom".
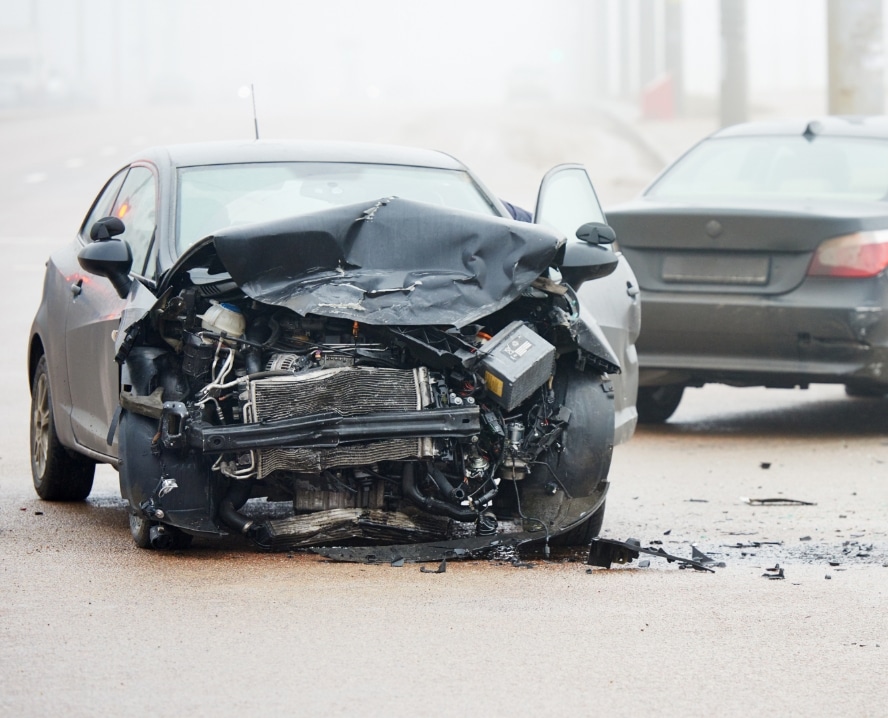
{"left": 661, "top": 253, "right": 769, "bottom": 285}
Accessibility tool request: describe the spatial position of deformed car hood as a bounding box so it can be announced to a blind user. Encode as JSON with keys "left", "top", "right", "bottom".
{"left": 166, "top": 198, "right": 564, "bottom": 327}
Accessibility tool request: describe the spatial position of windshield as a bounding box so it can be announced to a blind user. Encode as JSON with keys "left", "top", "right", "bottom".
{"left": 646, "top": 135, "right": 888, "bottom": 203}
{"left": 176, "top": 161, "right": 497, "bottom": 252}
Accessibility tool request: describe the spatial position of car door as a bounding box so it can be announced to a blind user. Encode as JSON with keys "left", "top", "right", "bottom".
{"left": 534, "top": 164, "right": 641, "bottom": 444}
{"left": 65, "top": 164, "right": 158, "bottom": 457}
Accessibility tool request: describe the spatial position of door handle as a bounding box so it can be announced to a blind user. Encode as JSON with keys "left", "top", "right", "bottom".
{"left": 71, "top": 279, "right": 83, "bottom": 297}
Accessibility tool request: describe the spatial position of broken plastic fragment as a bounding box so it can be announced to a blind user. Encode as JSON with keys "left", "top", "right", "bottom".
{"left": 741, "top": 497, "right": 817, "bottom": 506}
{"left": 420, "top": 559, "right": 447, "bottom": 574}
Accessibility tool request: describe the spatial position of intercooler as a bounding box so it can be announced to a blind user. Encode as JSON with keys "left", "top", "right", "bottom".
{"left": 246, "top": 366, "right": 434, "bottom": 476}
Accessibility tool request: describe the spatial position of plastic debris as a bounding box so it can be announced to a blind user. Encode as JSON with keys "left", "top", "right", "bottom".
{"left": 741, "top": 497, "right": 816, "bottom": 506}
{"left": 420, "top": 559, "right": 447, "bottom": 574}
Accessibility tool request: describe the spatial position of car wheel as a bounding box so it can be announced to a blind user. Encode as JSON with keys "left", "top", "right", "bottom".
{"left": 30, "top": 355, "right": 96, "bottom": 501}
{"left": 129, "top": 512, "right": 194, "bottom": 550}
{"left": 845, "top": 384, "right": 887, "bottom": 398}
{"left": 551, "top": 501, "right": 606, "bottom": 546}
{"left": 129, "top": 512, "right": 154, "bottom": 549}
{"left": 637, "top": 385, "right": 685, "bottom": 424}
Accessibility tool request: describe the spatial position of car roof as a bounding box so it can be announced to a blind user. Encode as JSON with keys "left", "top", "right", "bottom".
{"left": 711, "top": 116, "right": 888, "bottom": 140}
{"left": 131, "top": 139, "right": 467, "bottom": 170}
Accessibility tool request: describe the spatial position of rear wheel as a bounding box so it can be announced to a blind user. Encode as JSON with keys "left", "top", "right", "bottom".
{"left": 845, "top": 383, "right": 887, "bottom": 398}
{"left": 30, "top": 355, "right": 95, "bottom": 501}
{"left": 637, "top": 385, "right": 684, "bottom": 424}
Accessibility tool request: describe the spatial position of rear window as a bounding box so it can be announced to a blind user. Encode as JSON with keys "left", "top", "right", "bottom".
{"left": 176, "top": 161, "right": 497, "bottom": 253}
{"left": 646, "top": 135, "right": 888, "bottom": 203}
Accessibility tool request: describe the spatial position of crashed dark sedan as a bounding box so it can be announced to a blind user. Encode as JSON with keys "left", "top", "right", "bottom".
{"left": 28, "top": 140, "right": 639, "bottom": 556}
{"left": 608, "top": 117, "right": 888, "bottom": 422}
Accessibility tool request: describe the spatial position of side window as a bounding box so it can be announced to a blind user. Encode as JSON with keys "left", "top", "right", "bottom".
{"left": 112, "top": 166, "right": 157, "bottom": 276}
{"left": 534, "top": 165, "right": 607, "bottom": 241}
{"left": 80, "top": 168, "right": 128, "bottom": 240}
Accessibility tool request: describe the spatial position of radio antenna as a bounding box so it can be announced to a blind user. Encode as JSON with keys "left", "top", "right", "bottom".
{"left": 251, "top": 83, "right": 259, "bottom": 140}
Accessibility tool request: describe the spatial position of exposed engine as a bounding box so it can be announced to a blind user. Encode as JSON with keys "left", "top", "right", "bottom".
{"left": 124, "top": 276, "right": 590, "bottom": 549}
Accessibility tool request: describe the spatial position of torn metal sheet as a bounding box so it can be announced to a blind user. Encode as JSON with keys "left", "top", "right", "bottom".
{"left": 741, "top": 497, "right": 817, "bottom": 506}
{"left": 587, "top": 537, "right": 716, "bottom": 572}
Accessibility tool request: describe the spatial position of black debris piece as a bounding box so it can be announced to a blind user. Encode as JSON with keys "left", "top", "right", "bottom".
{"left": 825, "top": 574, "right": 832, "bottom": 580}
{"left": 687, "top": 499, "right": 709, "bottom": 503}
{"left": 723, "top": 541, "right": 783, "bottom": 549}
{"left": 421, "top": 559, "right": 447, "bottom": 574}
{"left": 663, "top": 529, "right": 672, "bottom": 536}
{"left": 762, "top": 564, "right": 785, "bottom": 580}
{"left": 587, "top": 537, "right": 715, "bottom": 573}
{"left": 829, "top": 561, "right": 841, "bottom": 566}
{"left": 760, "top": 462, "right": 771, "bottom": 469}
{"left": 692, "top": 546, "right": 727, "bottom": 568}
{"left": 799, "top": 536, "right": 812, "bottom": 541}
{"left": 741, "top": 497, "right": 817, "bottom": 506}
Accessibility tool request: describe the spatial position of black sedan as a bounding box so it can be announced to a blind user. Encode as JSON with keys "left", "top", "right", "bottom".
{"left": 28, "top": 140, "right": 639, "bottom": 554}
{"left": 608, "top": 117, "right": 888, "bottom": 422}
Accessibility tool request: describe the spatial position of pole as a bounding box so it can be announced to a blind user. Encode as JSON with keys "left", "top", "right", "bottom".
{"left": 719, "top": 0, "right": 748, "bottom": 127}
{"left": 828, "top": 0, "right": 884, "bottom": 114}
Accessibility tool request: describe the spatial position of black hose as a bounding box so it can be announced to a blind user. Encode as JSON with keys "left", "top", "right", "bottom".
{"left": 402, "top": 463, "right": 477, "bottom": 522}
{"left": 218, "top": 480, "right": 254, "bottom": 535}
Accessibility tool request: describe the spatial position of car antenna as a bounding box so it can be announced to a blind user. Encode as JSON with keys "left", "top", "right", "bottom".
{"left": 250, "top": 83, "right": 260, "bottom": 140}
{"left": 802, "top": 120, "right": 821, "bottom": 142}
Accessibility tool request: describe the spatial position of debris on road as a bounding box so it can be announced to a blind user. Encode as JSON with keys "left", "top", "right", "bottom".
{"left": 692, "top": 545, "right": 727, "bottom": 568}
{"left": 760, "top": 462, "right": 772, "bottom": 469}
{"left": 741, "top": 497, "right": 817, "bottom": 506}
{"left": 587, "top": 537, "right": 716, "bottom": 572}
{"left": 762, "top": 564, "right": 785, "bottom": 580}
{"left": 420, "top": 559, "right": 447, "bottom": 574}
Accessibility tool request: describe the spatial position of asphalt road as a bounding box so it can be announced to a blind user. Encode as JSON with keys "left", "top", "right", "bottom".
{"left": 1, "top": 103, "right": 886, "bottom": 717}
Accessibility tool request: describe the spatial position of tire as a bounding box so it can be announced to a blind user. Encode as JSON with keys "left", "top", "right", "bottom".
{"left": 845, "top": 384, "right": 887, "bottom": 398}
{"left": 129, "top": 512, "right": 194, "bottom": 550}
{"left": 637, "top": 385, "right": 685, "bottom": 424}
{"left": 551, "top": 501, "right": 606, "bottom": 546}
{"left": 30, "top": 355, "right": 96, "bottom": 501}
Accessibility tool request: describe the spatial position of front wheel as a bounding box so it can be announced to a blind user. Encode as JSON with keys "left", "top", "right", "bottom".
{"left": 551, "top": 500, "right": 606, "bottom": 546}
{"left": 637, "top": 385, "right": 684, "bottom": 424}
{"left": 30, "top": 355, "right": 95, "bottom": 501}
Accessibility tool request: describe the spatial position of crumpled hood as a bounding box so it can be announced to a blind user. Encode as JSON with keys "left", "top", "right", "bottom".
{"left": 166, "top": 197, "right": 564, "bottom": 327}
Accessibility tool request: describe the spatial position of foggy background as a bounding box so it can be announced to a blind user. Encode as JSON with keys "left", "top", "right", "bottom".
{"left": 0, "top": 0, "right": 885, "bottom": 211}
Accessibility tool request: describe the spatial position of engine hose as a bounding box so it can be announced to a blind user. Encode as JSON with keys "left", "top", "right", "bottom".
{"left": 429, "top": 466, "right": 467, "bottom": 502}
{"left": 218, "top": 480, "right": 255, "bottom": 535}
{"left": 402, "top": 463, "right": 477, "bottom": 522}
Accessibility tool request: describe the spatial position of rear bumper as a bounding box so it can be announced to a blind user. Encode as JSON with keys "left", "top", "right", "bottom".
{"left": 637, "top": 275, "right": 888, "bottom": 389}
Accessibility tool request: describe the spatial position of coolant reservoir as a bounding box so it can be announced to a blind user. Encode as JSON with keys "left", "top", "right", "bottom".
{"left": 198, "top": 302, "right": 245, "bottom": 338}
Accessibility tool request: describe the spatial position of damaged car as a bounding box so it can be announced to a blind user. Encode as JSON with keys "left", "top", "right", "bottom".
{"left": 28, "top": 141, "right": 639, "bottom": 553}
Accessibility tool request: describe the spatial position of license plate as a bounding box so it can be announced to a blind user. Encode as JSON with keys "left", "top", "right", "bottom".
{"left": 661, "top": 253, "right": 770, "bottom": 285}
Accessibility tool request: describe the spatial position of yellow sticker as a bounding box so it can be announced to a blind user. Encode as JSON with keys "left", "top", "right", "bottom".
{"left": 484, "top": 371, "right": 503, "bottom": 397}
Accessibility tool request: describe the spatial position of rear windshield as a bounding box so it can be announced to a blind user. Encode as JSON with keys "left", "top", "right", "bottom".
{"left": 646, "top": 135, "right": 888, "bottom": 203}
{"left": 176, "top": 161, "right": 497, "bottom": 253}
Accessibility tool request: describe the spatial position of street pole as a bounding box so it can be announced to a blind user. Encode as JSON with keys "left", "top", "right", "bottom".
{"left": 828, "top": 0, "right": 884, "bottom": 114}
{"left": 719, "top": 0, "right": 748, "bottom": 127}
{"left": 665, "top": 0, "right": 684, "bottom": 116}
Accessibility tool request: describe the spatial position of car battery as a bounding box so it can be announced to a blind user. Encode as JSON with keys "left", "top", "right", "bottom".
{"left": 480, "top": 321, "right": 556, "bottom": 411}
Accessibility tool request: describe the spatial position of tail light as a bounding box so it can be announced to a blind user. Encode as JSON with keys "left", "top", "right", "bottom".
{"left": 807, "top": 230, "right": 888, "bottom": 278}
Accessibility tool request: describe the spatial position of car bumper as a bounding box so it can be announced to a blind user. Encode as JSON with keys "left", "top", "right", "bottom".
{"left": 636, "top": 275, "right": 888, "bottom": 389}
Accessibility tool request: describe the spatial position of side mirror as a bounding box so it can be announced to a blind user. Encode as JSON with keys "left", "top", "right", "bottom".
{"left": 78, "top": 239, "right": 133, "bottom": 298}
{"left": 90, "top": 216, "right": 126, "bottom": 242}
{"left": 557, "top": 241, "right": 619, "bottom": 288}
{"left": 576, "top": 221, "right": 616, "bottom": 245}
